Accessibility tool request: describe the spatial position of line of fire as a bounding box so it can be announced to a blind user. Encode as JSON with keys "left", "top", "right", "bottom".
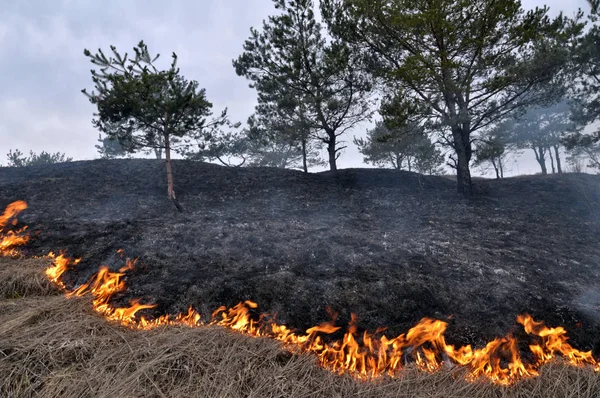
{"left": 2, "top": 200, "right": 599, "bottom": 386}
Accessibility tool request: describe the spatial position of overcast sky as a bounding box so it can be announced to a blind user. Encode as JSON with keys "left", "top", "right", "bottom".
{"left": 0, "top": 0, "right": 594, "bottom": 175}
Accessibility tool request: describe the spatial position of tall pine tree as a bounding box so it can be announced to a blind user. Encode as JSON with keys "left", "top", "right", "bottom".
{"left": 321, "top": 0, "right": 583, "bottom": 195}
{"left": 234, "top": 0, "right": 374, "bottom": 171}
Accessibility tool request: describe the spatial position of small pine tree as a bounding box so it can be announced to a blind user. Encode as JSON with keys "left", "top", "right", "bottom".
{"left": 499, "top": 101, "right": 580, "bottom": 175}
{"left": 474, "top": 136, "right": 509, "bottom": 179}
{"left": 354, "top": 120, "right": 444, "bottom": 174}
{"left": 95, "top": 134, "right": 131, "bottom": 159}
{"left": 245, "top": 112, "right": 326, "bottom": 171}
{"left": 82, "top": 40, "right": 231, "bottom": 211}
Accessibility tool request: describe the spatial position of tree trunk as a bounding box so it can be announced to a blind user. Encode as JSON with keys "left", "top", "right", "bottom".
{"left": 407, "top": 157, "right": 412, "bottom": 172}
{"left": 154, "top": 147, "right": 163, "bottom": 160}
{"left": 164, "top": 133, "right": 175, "bottom": 200}
{"left": 301, "top": 137, "right": 308, "bottom": 173}
{"left": 533, "top": 146, "right": 548, "bottom": 175}
{"left": 499, "top": 158, "right": 504, "bottom": 179}
{"left": 392, "top": 154, "right": 401, "bottom": 170}
{"left": 548, "top": 147, "right": 556, "bottom": 174}
{"left": 453, "top": 127, "right": 473, "bottom": 197}
{"left": 326, "top": 131, "right": 337, "bottom": 172}
{"left": 491, "top": 158, "right": 500, "bottom": 179}
{"left": 553, "top": 145, "right": 562, "bottom": 173}
{"left": 164, "top": 113, "right": 182, "bottom": 212}
{"left": 328, "top": 146, "right": 337, "bottom": 171}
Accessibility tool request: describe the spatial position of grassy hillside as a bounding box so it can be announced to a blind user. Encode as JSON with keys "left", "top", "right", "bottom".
{"left": 1, "top": 159, "right": 599, "bottom": 355}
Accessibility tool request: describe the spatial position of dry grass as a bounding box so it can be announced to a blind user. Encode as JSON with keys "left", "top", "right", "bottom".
{"left": 0, "top": 257, "right": 56, "bottom": 299}
{"left": 1, "top": 258, "right": 599, "bottom": 398}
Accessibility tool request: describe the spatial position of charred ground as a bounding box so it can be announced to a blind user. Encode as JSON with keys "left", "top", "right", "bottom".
{"left": 1, "top": 159, "right": 599, "bottom": 355}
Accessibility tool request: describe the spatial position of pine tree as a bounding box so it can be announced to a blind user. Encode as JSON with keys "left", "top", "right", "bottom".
{"left": 321, "top": 0, "right": 583, "bottom": 195}
{"left": 234, "top": 0, "right": 374, "bottom": 172}
{"left": 82, "top": 41, "right": 230, "bottom": 211}
{"left": 473, "top": 134, "right": 511, "bottom": 179}
{"left": 499, "top": 101, "right": 580, "bottom": 175}
{"left": 354, "top": 120, "right": 443, "bottom": 174}
{"left": 564, "top": 1, "right": 600, "bottom": 149}
{"left": 245, "top": 113, "right": 326, "bottom": 170}
{"left": 95, "top": 134, "right": 130, "bottom": 159}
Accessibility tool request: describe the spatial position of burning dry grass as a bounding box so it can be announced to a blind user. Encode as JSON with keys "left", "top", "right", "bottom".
{"left": 40, "top": 249, "right": 600, "bottom": 386}
{"left": 0, "top": 200, "right": 29, "bottom": 258}
{"left": 1, "top": 258, "right": 599, "bottom": 398}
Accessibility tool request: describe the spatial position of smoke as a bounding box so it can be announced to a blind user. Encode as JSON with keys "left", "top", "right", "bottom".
{"left": 574, "top": 288, "right": 600, "bottom": 323}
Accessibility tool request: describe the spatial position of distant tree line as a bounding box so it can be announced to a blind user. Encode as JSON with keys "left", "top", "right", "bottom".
{"left": 2, "top": 149, "right": 72, "bottom": 167}
{"left": 85, "top": 0, "right": 600, "bottom": 210}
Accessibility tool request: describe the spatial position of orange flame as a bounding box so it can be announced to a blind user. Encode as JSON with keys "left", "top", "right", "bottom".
{"left": 44, "top": 250, "right": 599, "bottom": 385}
{"left": 0, "top": 200, "right": 29, "bottom": 256}
{"left": 517, "top": 314, "right": 599, "bottom": 369}
{"left": 44, "top": 251, "right": 80, "bottom": 290}
{"left": 3, "top": 201, "right": 599, "bottom": 385}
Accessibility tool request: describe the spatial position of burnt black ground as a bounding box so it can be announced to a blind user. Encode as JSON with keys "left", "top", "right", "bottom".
{"left": 1, "top": 159, "right": 600, "bottom": 355}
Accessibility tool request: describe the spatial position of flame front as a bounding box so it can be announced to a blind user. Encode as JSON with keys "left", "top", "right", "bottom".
{"left": 0, "top": 200, "right": 29, "bottom": 256}
{"left": 517, "top": 314, "right": 599, "bottom": 369}
{"left": 3, "top": 201, "right": 599, "bottom": 385}
{"left": 44, "top": 251, "right": 599, "bottom": 385}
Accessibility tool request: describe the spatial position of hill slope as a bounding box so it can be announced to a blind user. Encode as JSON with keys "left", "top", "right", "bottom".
{"left": 1, "top": 159, "right": 599, "bottom": 353}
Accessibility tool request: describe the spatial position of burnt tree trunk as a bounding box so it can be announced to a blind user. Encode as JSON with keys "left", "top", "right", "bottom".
{"left": 491, "top": 158, "right": 500, "bottom": 179}
{"left": 315, "top": 100, "right": 338, "bottom": 172}
{"left": 453, "top": 126, "right": 473, "bottom": 197}
{"left": 164, "top": 133, "right": 175, "bottom": 200}
{"left": 326, "top": 129, "right": 337, "bottom": 172}
{"left": 164, "top": 113, "right": 182, "bottom": 212}
{"left": 301, "top": 137, "right": 308, "bottom": 173}
{"left": 533, "top": 146, "right": 548, "bottom": 175}
{"left": 548, "top": 147, "right": 556, "bottom": 174}
{"left": 394, "top": 153, "right": 402, "bottom": 170}
{"left": 553, "top": 145, "right": 562, "bottom": 173}
{"left": 299, "top": 106, "right": 310, "bottom": 174}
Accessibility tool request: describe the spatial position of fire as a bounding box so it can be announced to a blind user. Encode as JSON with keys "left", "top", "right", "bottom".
{"left": 517, "top": 314, "right": 599, "bottom": 368}
{"left": 42, "top": 250, "right": 600, "bottom": 386}
{"left": 2, "top": 200, "right": 599, "bottom": 385}
{"left": 0, "top": 200, "right": 29, "bottom": 256}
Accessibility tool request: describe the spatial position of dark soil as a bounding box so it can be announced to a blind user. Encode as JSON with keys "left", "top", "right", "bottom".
{"left": 2, "top": 159, "right": 599, "bottom": 355}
